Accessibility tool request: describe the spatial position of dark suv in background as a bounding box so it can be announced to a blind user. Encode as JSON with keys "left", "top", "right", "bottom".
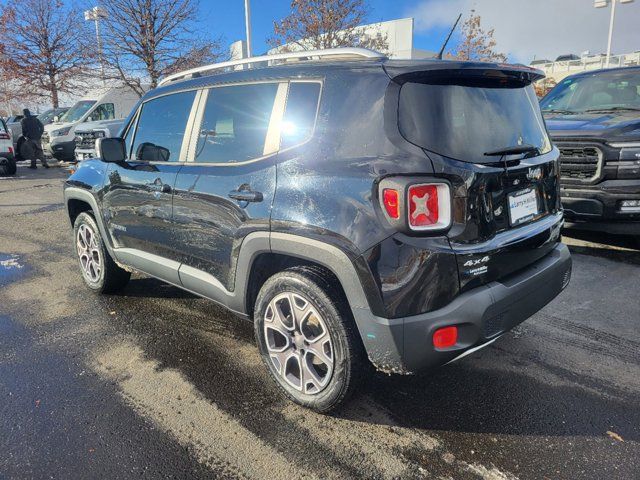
{"left": 541, "top": 67, "right": 640, "bottom": 236}
{"left": 64, "top": 49, "right": 571, "bottom": 412}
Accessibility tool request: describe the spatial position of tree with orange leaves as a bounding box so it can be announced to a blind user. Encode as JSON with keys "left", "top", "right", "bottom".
{"left": 269, "top": 0, "right": 388, "bottom": 53}
{"left": 449, "top": 10, "right": 507, "bottom": 63}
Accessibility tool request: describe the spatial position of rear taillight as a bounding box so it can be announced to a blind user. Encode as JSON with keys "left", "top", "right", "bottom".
{"left": 0, "top": 132, "right": 10, "bottom": 140}
{"left": 407, "top": 183, "right": 451, "bottom": 231}
{"left": 378, "top": 179, "right": 452, "bottom": 233}
{"left": 382, "top": 188, "right": 400, "bottom": 219}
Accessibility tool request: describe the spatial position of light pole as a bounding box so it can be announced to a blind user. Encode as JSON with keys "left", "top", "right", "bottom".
{"left": 244, "top": 0, "right": 253, "bottom": 58}
{"left": 594, "top": 0, "right": 634, "bottom": 68}
{"left": 84, "top": 6, "right": 108, "bottom": 85}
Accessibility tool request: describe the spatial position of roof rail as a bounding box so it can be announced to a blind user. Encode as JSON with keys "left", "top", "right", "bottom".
{"left": 158, "top": 47, "right": 386, "bottom": 87}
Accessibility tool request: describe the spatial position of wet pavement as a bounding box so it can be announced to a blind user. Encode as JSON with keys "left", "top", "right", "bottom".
{"left": 0, "top": 166, "right": 638, "bottom": 479}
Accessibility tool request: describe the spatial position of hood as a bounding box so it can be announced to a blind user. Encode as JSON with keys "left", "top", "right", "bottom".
{"left": 44, "top": 122, "right": 74, "bottom": 134}
{"left": 544, "top": 110, "right": 640, "bottom": 141}
{"left": 76, "top": 118, "right": 124, "bottom": 132}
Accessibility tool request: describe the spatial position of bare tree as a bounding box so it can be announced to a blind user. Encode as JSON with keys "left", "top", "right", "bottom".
{"left": 268, "top": 0, "right": 388, "bottom": 53}
{"left": 0, "top": 51, "right": 28, "bottom": 115}
{"left": 449, "top": 10, "right": 507, "bottom": 63}
{"left": 0, "top": 0, "right": 91, "bottom": 108}
{"left": 97, "top": 0, "right": 224, "bottom": 95}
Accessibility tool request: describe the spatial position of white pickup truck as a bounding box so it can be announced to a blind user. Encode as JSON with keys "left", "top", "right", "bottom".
{"left": 74, "top": 118, "right": 125, "bottom": 161}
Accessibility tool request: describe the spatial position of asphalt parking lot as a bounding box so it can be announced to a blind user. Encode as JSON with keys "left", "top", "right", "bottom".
{"left": 1, "top": 165, "right": 639, "bottom": 480}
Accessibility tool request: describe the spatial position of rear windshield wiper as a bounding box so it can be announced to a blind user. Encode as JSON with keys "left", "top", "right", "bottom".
{"left": 484, "top": 144, "right": 540, "bottom": 157}
{"left": 583, "top": 106, "right": 640, "bottom": 113}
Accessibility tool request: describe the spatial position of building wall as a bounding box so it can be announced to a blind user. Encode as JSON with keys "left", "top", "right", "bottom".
{"left": 267, "top": 17, "right": 434, "bottom": 59}
{"left": 532, "top": 52, "right": 640, "bottom": 82}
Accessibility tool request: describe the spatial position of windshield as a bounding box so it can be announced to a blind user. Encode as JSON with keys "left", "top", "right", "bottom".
{"left": 60, "top": 100, "right": 96, "bottom": 123}
{"left": 39, "top": 108, "right": 67, "bottom": 124}
{"left": 399, "top": 80, "right": 551, "bottom": 163}
{"left": 540, "top": 70, "right": 640, "bottom": 113}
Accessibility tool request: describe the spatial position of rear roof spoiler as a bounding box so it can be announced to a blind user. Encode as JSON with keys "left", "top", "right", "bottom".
{"left": 383, "top": 59, "right": 545, "bottom": 84}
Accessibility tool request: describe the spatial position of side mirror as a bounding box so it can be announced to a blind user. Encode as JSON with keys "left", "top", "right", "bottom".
{"left": 136, "top": 142, "right": 170, "bottom": 162}
{"left": 97, "top": 137, "right": 126, "bottom": 163}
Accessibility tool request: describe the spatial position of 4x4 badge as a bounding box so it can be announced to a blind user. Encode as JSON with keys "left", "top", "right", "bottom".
{"left": 463, "top": 256, "right": 490, "bottom": 267}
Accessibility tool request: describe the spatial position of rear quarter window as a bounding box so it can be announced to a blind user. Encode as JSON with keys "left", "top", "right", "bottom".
{"left": 281, "top": 82, "right": 321, "bottom": 149}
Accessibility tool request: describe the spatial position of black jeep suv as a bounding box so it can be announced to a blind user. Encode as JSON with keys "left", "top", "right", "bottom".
{"left": 64, "top": 49, "right": 571, "bottom": 412}
{"left": 541, "top": 67, "right": 640, "bottom": 236}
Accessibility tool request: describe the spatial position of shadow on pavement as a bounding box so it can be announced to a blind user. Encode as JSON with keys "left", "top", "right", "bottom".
{"left": 112, "top": 276, "right": 197, "bottom": 299}
{"left": 101, "top": 285, "right": 640, "bottom": 442}
{"left": 361, "top": 359, "right": 639, "bottom": 442}
{"left": 563, "top": 228, "right": 640, "bottom": 264}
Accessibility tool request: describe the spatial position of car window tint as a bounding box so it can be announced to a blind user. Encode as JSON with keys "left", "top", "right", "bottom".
{"left": 194, "top": 83, "right": 279, "bottom": 163}
{"left": 132, "top": 91, "right": 196, "bottom": 162}
{"left": 123, "top": 110, "right": 138, "bottom": 156}
{"left": 281, "top": 82, "right": 320, "bottom": 149}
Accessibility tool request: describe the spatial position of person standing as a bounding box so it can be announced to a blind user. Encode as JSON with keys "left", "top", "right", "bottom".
{"left": 20, "top": 108, "right": 48, "bottom": 169}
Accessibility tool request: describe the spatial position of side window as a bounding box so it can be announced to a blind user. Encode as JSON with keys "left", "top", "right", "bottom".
{"left": 194, "top": 83, "right": 279, "bottom": 164}
{"left": 131, "top": 90, "right": 197, "bottom": 162}
{"left": 122, "top": 110, "right": 138, "bottom": 156}
{"left": 281, "top": 82, "right": 321, "bottom": 149}
{"left": 89, "top": 103, "right": 115, "bottom": 121}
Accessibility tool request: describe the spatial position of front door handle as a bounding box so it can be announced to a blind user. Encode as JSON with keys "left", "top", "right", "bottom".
{"left": 228, "top": 188, "right": 263, "bottom": 203}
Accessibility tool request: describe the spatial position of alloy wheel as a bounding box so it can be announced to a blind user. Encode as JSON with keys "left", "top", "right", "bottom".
{"left": 77, "top": 223, "right": 102, "bottom": 283}
{"left": 263, "top": 292, "right": 334, "bottom": 395}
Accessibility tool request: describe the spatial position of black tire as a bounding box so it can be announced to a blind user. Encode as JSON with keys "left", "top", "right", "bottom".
{"left": 254, "top": 266, "right": 365, "bottom": 413}
{"left": 0, "top": 157, "right": 16, "bottom": 176}
{"left": 73, "top": 212, "right": 130, "bottom": 293}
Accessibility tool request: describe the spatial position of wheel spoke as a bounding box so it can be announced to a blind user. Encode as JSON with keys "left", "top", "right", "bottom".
{"left": 80, "top": 253, "right": 89, "bottom": 271}
{"left": 283, "top": 353, "right": 303, "bottom": 390}
{"left": 300, "top": 311, "right": 327, "bottom": 345}
{"left": 305, "top": 341, "right": 333, "bottom": 368}
{"left": 289, "top": 293, "right": 311, "bottom": 330}
{"left": 273, "top": 296, "right": 295, "bottom": 331}
{"left": 301, "top": 355, "right": 324, "bottom": 393}
{"left": 270, "top": 348, "right": 294, "bottom": 376}
{"left": 264, "top": 324, "right": 290, "bottom": 353}
{"left": 81, "top": 225, "right": 91, "bottom": 248}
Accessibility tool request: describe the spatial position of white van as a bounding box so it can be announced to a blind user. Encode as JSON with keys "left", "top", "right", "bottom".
{"left": 42, "top": 86, "right": 141, "bottom": 162}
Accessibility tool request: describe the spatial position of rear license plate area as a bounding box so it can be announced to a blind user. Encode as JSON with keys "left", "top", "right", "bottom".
{"left": 508, "top": 188, "right": 539, "bottom": 226}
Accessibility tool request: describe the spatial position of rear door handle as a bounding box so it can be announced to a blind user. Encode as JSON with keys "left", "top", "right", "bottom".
{"left": 228, "top": 189, "right": 263, "bottom": 203}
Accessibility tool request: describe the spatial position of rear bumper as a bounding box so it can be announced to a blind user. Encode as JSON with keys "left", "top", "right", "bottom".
{"left": 358, "top": 243, "right": 571, "bottom": 373}
{"left": 561, "top": 179, "right": 640, "bottom": 234}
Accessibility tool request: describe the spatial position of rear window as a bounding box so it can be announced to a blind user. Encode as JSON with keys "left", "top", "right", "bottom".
{"left": 398, "top": 80, "right": 551, "bottom": 163}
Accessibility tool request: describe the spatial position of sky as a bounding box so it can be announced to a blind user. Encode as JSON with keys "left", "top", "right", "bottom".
{"left": 202, "top": 0, "right": 640, "bottom": 63}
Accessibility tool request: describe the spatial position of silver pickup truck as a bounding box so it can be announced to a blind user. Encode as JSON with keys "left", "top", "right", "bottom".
{"left": 74, "top": 118, "right": 124, "bottom": 161}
